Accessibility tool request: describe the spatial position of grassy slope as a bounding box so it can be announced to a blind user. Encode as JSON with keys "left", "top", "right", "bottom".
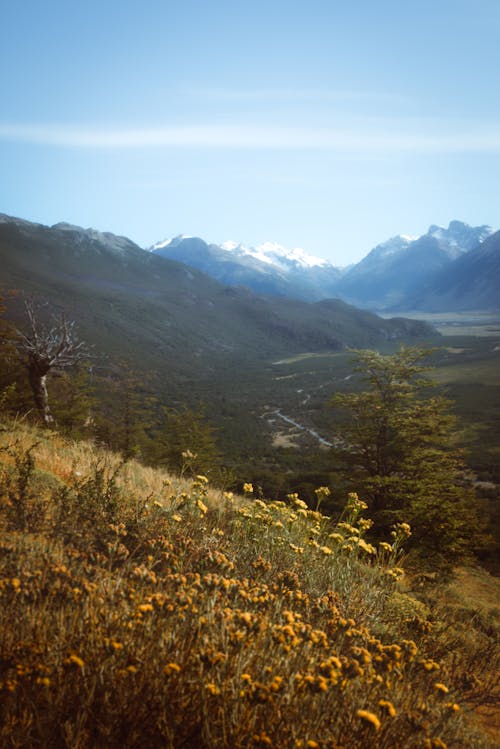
{"left": 0, "top": 420, "right": 497, "bottom": 748}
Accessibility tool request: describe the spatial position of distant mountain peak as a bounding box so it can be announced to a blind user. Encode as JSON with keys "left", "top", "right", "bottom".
{"left": 50, "top": 221, "right": 142, "bottom": 256}
{"left": 153, "top": 235, "right": 334, "bottom": 271}
{"left": 152, "top": 234, "right": 194, "bottom": 251}
{"left": 362, "top": 234, "right": 414, "bottom": 263}
{"left": 217, "top": 238, "right": 331, "bottom": 270}
{"left": 220, "top": 240, "right": 243, "bottom": 252}
{"left": 427, "top": 221, "right": 493, "bottom": 249}
{"left": 254, "top": 241, "right": 330, "bottom": 269}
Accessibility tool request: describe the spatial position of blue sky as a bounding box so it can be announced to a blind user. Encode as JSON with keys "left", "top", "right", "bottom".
{"left": 1, "top": 0, "right": 499, "bottom": 264}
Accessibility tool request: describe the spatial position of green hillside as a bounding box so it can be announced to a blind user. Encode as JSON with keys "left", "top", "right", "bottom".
{"left": 0, "top": 214, "right": 435, "bottom": 473}
{"left": 0, "top": 217, "right": 433, "bottom": 379}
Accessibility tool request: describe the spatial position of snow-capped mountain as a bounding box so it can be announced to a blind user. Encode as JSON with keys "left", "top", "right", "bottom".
{"left": 151, "top": 221, "right": 496, "bottom": 309}
{"left": 151, "top": 236, "right": 343, "bottom": 300}
{"left": 428, "top": 220, "right": 493, "bottom": 255}
{"left": 1, "top": 211, "right": 496, "bottom": 312}
{"left": 406, "top": 229, "right": 500, "bottom": 311}
{"left": 152, "top": 236, "right": 330, "bottom": 271}
{"left": 218, "top": 239, "right": 330, "bottom": 270}
{"left": 333, "top": 221, "right": 494, "bottom": 310}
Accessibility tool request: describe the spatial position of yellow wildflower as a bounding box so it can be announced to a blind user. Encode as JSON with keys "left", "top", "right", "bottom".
{"left": 196, "top": 498, "right": 208, "bottom": 514}
{"left": 347, "top": 492, "right": 368, "bottom": 510}
{"left": 392, "top": 522, "right": 412, "bottom": 538}
{"left": 293, "top": 498, "right": 309, "bottom": 509}
{"left": 270, "top": 676, "right": 284, "bottom": 692}
{"left": 357, "top": 709, "right": 381, "bottom": 731}
{"left": 253, "top": 733, "right": 272, "bottom": 746}
{"left": 357, "top": 538, "right": 376, "bottom": 554}
{"left": 66, "top": 654, "right": 84, "bottom": 669}
{"left": 164, "top": 662, "right": 181, "bottom": 675}
{"left": 328, "top": 532, "right": 343, "bottom": 542}
{"left": 434, "top": 682, "right": 449, "bottom": 694}
{"left": 421, "top": 659, "right": 440, "bottom": 672}
{"left": 378, "top": 541, "right": 393, "bottom": 552}
{"left": 378, "top": 699, "right": 396, "bottom": 717}
{"left": 205, "top": 682, "right": 221, "bottom": 696}
{"left": 243, "top": 483, "right": 253, "bottom": 494}
{"left": 402, "top": 639, "right": 418, "bottom": 658}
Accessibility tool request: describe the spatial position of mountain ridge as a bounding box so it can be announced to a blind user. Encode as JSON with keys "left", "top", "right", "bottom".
{"left": 1, "top": 212, "right": 497, "bottom": 318}
{"left": 0, "top": 213, "right": 432, "bottom": 380}
{"left": 151, "top": 220, "right": 497, "bottom": 310}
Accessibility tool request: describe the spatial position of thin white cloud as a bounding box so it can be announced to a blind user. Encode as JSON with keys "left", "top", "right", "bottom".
{"left": 187, "top": 87, "right": 413, "bottom": 106}
{"left": 1, "top": 122, "right": 500, "bottom": 153}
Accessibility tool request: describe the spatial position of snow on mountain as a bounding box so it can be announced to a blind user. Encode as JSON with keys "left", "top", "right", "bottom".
{"left": 364, "top": 234, "right": 414, "bottom": 262}
{"left": 255, "top": 241, "right": 330, "bottom": 269}
{"left": 152, "top": 234, "right": 193, "bottom": 250}
{"left": 154, "top": 236, "right": 333, "bottom": 271}
{"left": 335, "top": 220, "right": 496, "bottom": 310}
{"left": 427, "top": 220, "right": 493, "bottom": 255}
{"left": 151, "top": 235, "right": 342, "bottom": 300}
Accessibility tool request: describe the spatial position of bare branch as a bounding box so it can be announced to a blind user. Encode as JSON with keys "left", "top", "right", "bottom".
{"left": 10, "top": 300, "right": 92, "bottom": 425}
{"left": 14, "top": 301, "right": 90, "bottom": 370}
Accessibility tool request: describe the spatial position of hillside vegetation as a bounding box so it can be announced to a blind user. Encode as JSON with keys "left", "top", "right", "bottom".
{"left": 0, "top": 420, "right": 498, "bottom": 748}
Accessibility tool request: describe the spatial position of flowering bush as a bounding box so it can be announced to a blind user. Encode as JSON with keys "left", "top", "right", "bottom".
{"left": 0, "top": 421, "right": 495, "bottom": 747}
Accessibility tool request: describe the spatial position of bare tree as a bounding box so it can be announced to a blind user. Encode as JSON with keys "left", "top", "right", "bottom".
{"left": 13, "top": 301, "right": 89, "bottom": 426}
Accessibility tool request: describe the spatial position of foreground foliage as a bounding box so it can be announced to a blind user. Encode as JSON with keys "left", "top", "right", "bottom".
{"left": 0, "top": 422, "right": 497, "bottom": 747}
{"left": 330, "top": 347, "right": 484, "bottom": 568}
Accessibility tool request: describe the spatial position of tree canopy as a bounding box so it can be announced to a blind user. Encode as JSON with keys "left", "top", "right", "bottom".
{"left": 330, "top": 346, "right": 483, "bottom": 568}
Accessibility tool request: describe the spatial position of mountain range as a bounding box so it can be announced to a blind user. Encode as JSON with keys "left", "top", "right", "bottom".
{"left": 152, "top": 221, "right": 499, "bottom": 311}
{"left": 1, "top": 211, "right": 497, "bottom": 467}
{"left": 151, "top": 235, "right": 343, "bottom": 301}
{"left": 0, "top": 213, "right": 432, "bottom": 395}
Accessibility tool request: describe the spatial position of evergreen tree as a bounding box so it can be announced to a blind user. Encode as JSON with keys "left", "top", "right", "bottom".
{"left": 94, "top": 372, "right": 157, "bottom": 461}
{"left": 51, "top": 365, "right": 96, "bottom": 436}
{"left": 0, "top": 294, "right": 32, "bottom": 415}
{"left": 155, "top": 405, "right": 222, "bottom": 479}
{"left": 330, "top": 346, "right": 482, "bottom": 568}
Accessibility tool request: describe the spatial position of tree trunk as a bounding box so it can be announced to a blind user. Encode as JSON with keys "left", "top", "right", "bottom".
{"left": 28, "top": 362, "right": 55, "bottom": 426}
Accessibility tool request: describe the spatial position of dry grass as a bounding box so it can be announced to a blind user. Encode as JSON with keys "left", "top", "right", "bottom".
{"left": 405, "top": 567, "right": 500, "bottom": 744}
{"left": 0, "top": 420, "right": 497, "bottom": 748}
